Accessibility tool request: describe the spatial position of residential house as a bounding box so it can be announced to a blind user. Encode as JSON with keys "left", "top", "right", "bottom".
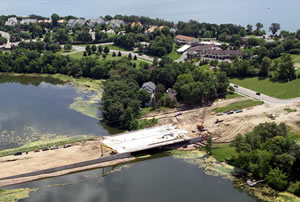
{"left": 131, "top": 22, "right": 143, "bottom": 28}
{"left": 166, "top": 88, "right": 177, "bottom": 99}
{"left": 57, "top": 19, "right": 65, "bottom": 25}
{"left": 145, "top": 25, "right": 164, "bottom": 34}
{"left": 88, "top": 17, "right": 105, "bottom": 27}
{"left": 4, "top": 17, "right": 18, "bottom": 26}
{"left": 20, "top": 19, "right": 37, "bottom": 25}
{"left": 142, "top": 81, "right": 156, "bottom": 107}
{"left": 174, "top": 35, "right": 199, "bottom": 45}
{"left": 38, "top": 19, "right": 52, "bottom": 24}
{"left": 109, "top": 19, "right": 125, "bottom": 28}
{"left": 67, "top": 19, "right": 86, "bottom": 27}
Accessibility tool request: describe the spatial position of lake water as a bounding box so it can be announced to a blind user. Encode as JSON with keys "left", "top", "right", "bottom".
{"left": 0, "top": 75, "right": 259, "bottom": 202}
{"left": 8, "top": 154, "right": 256, "bottom": 202}
{"left": 1, "top": 0, "right": 300, "bottom": 31}
{"left": 0, "top": 75, "right": 109, "bottom": 150}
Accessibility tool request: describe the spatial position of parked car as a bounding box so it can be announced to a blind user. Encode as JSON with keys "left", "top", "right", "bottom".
{"left": 226, "top": 111, "right": 234, "bottom": 115}
{"left": 234, "top": 84, "right": 238, "bottom": 88}
{"left": 235, "top": 109, "right": 243, "bottom": 113}
{"left": 64, "top": 144, "right": 72, "bottom": 148}
{"left": 34, "top": 149, "right": 40, "bottom": 152}
{"left": 50, "top": 145, "right": 59, "bottom": 150}
{"left": 14, "top": 152, "right": 22, "bottom": 156}
{"left": 256, "top": 92, "right": 261, "bottom": 95}
{"left": 42, "top": 148, "right": 49, "bottom": 151}
{"left": 175, "top": 112, "right": 182, "bottom": 117}
{"left": 216, "top": 112, "right": 224, "bottom": 116}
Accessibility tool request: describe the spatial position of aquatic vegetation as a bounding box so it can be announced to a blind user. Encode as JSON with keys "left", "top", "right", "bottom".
{"left": 0, "top": 126, "right": 95, "bottom": 157}
{"left": 168, "top": 150, "right": 300, "bottom": 202}
{"left": 52, "top": 74, "right": 104, "bottom": 120}
{"left": 168, "top": 150, "right": 234, "bottom": 180}
{"left": 0, "top": 188, "right": 38, "bottom": 202}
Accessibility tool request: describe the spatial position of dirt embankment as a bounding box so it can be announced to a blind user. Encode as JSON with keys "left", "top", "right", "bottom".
{"left": 147, "top": 97, "right": 300, "bottom": 143}
{"left": 0, "top": 139, "right": 111, "bottom": 180}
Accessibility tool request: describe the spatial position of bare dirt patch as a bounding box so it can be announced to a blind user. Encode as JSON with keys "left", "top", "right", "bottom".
{"left": 148, "top": 97, "right": 300, "bottom": 143}
{"left": 0, "top": 139, "right": 111, "bottom": 179}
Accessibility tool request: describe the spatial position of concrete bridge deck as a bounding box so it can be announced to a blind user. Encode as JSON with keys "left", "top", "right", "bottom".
{"left": 102, "top": 125, "right": 194, "bottom": 153}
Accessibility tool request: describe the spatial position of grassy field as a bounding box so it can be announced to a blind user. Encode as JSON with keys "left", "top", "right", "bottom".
{"left": 226, "top": 93, "right": 242, "bottom": 100}
{"left": 211, "top": 144, "right": 236, "bottom": 162}
{"left": 213, "top": 99, "right": 264, "bottom": 113}
{"left": 291, "top": 54, "right": 300, "bottom": 63}
{"left": 167, "top": 43, "right": 182, "bottom": 60}
{"left": 68, "top": 52, "right": 150, "bottom": 67}
{"left": 56, "top": 49, "right": 76, "bottom": 55}
{"left": 230, "top": 77, "right": 300, "bottom": 99}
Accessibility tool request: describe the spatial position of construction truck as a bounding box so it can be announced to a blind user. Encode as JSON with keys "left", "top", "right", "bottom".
{"left": 197, "top": 122, "right": 206, "bottom": 132}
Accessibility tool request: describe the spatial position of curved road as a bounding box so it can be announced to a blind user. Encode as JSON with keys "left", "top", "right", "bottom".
{"left": 230, "top": 83, "right": 300, "bottom": 105}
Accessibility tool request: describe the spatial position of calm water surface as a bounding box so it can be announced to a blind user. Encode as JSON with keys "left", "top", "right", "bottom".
{"left": 0, "top": 75, "right": 109, "bottom": 150}
{"left": 9, "top": 154, "right": 257, "bottom": 202}
{"left": 1, "top": 0, "right": 300, "bottom": 31}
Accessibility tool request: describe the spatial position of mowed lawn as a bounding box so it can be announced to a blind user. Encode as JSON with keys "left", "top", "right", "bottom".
{"left": 68, "top": 52, "right": 150, "bottom": 66}
{"left": 213, "top": 99, "right": 263, "bottom": 113}
{"left": 167, "top": 43, "right": 182, "bottom": 60}
{"left": 230, "top": 77, "right": 300, "bottom": 99}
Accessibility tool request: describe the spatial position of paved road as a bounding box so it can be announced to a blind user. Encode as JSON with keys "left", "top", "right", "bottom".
{"left": 230, "top": 83, "right": 300, "bottom": 105}
{"left": 175, "top": 51, "right": 187, "bottom": 63}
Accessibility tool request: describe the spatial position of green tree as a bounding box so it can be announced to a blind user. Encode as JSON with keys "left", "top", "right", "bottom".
{"left": 206, "top": 136, "right": 212, "bottom": 154}
{"left": 98, "top": 45, "right": 103, "bottom": 53}
{"left": 104, "top": 46, "right": 110, "bottom": 54}
{"left": 138, "top": 89, "right": 151, "bottom": 107}
{"left": 128, "top": 53, "right": 132, "bottom": 60}
{"left": 64, "top": 44, "right": 72, "bottom": 51}
{"left": 266, "top": 168, "right": 289, "bottom": 190}
{"left": 118, "top": 51, "right": 122, "bottom": 56}
{"left": 51, "top": 13, "right": 60, "bottom": 27}
{"left": 91, "top": 45, "right": 97, "bottom": 53}
{"left": 260, "top": 56, "right": 271, "bottom": 76}
{"left": 112, "top": 52, "right": 116, "bottom": 57}
{"left": 255, "top": 22, "right": 264, "bottom": 35}
{"left": 269, "top": 23, "right": 281, "bottom": 36}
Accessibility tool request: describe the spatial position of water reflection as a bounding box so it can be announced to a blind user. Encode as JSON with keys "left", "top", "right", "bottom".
{"left": 10, "top": 155, "right": 255, "bottom": 202}
{"left": 0, "top": 75, "right": 109, "bottom": 150}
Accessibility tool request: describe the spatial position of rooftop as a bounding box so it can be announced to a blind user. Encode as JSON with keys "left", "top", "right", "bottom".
{"left": 175, "top": 35, "right": 197, "bottom": 41}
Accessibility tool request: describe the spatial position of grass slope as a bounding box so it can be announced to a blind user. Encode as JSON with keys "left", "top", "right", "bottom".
{"left": 213, "top": 99, "right": 264, "bottom": 113}
{"left": 230, "top": 77, "right": 300, "bottom": 99}
{"left": 211, "top": 144, "right": 236, "bottom": 162}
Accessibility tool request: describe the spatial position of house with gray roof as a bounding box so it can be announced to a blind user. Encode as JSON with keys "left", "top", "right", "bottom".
{"left": 88, "top": 17, "right": 105, "bottom": 27}
{"left": 142, "top": 82, "right": 156, "bottom": 94}
{"left": 67, "top": 19, "right": 86, "bottom": 27}
{"left": 142, "top": 81, "right": 156, "bottom": 107}
{"left": 20, "top": 19, "right": 37, "bottom": 25}
{"left": 4, "top": 17, "right": 18, "bottom": 26}
{"left": 109, "top": 19, "right": 125, "bottom": 28}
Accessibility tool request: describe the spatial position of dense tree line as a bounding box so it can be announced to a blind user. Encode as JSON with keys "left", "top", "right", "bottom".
{"left": 230, "top": 123, "right": 300, "bottom": 196}
{"left": 218, "top": 53, "right": 297, "bottom": 81}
